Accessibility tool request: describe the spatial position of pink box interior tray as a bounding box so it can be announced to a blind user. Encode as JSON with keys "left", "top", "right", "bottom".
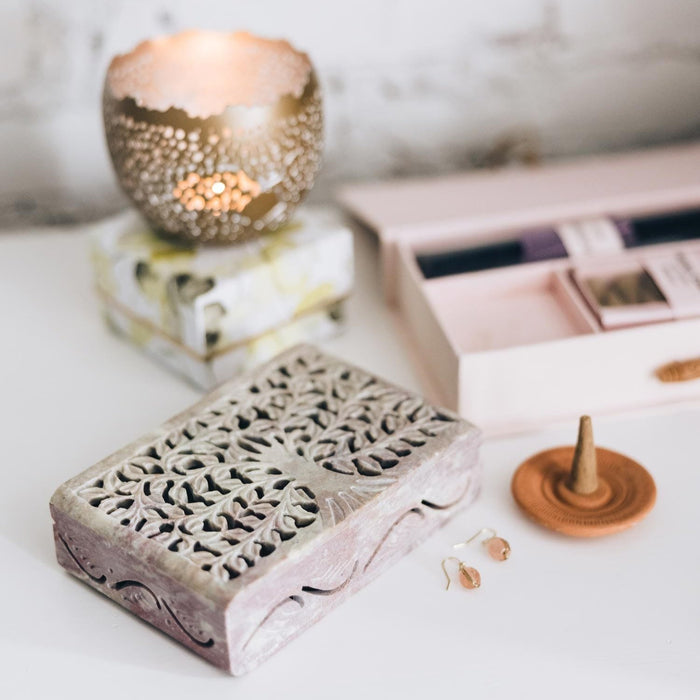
{"left": 339, "top": 144, "right": 700, "bottom": 434}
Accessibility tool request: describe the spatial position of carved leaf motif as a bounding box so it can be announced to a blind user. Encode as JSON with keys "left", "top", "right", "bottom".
{"left": 76, "top": 347, "right": 456, "bottom": 583}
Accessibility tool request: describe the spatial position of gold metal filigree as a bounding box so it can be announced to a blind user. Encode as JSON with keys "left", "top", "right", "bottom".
{"left": 103, "top": 31, "right": 323, "bottom": 244}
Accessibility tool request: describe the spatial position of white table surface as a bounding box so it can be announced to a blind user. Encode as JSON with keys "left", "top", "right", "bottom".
{"left": 0, "top": 218, "right": 698, "bottom": 699}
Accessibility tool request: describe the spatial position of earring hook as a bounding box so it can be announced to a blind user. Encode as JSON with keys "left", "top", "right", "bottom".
{"left": 441, "top": 556, "right": 460, "bottom": 591}
{"left": 453, "top": 527, "right": 497, "bottom": 550}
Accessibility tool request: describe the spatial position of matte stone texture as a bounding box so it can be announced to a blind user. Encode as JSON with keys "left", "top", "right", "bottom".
{"left": 50, "top": 344, "right": 481, "bottom": 675}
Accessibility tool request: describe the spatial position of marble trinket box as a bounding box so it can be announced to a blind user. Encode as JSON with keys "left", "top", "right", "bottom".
{"left": 50, "top": 345, "right": 481, "bottom": 675}
{"left": 92, "top": 206, "right": 353, "bottom": 389}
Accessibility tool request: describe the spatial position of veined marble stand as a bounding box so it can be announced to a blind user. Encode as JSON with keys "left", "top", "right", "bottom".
{"left": 92, "top": 206, "right": 353, "bottom": 389}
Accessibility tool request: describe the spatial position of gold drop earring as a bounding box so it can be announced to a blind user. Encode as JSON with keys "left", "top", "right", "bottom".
{"left": 441, "top": 556, "right": 481, "bottom": 591}
{"left": 453, "top": 527, "right": 511, "bottom": 562}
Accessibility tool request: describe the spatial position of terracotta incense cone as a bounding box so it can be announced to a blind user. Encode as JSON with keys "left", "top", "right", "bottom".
{"left": 567, "top": 415, "right": 598, "bottom": 495}
{"left": 511, "top": 415, "right": 656, "bottom": 537}
{"left": 50, "top": 344, "right": 482, "bottom": 674}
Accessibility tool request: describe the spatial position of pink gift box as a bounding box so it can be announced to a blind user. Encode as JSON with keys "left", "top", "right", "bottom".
{"left": 339, "top": 144, "right": 700, "bottom": 434}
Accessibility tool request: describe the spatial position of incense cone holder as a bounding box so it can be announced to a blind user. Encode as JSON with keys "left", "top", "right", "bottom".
{"left": 50, "top": 345, "right": 481, "bottom": 674}
{"left": 103, "top": 31, "right": 323, "bottom": 244}
{"left": 511, "top": 416, "right": 656, "bottom": 537}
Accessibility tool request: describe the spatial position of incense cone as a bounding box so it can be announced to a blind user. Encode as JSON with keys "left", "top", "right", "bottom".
{"left": 566, "top": 415, "right": 598, "bottom": 495}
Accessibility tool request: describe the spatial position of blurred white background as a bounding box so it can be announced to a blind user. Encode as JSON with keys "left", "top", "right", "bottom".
{"left": 2, "top": 0, "right": 700, "bottom": 226}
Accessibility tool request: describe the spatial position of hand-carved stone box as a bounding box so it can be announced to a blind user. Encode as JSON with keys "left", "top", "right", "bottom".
{"left": 50, "top": 345, "right": 481, "bottom": 675}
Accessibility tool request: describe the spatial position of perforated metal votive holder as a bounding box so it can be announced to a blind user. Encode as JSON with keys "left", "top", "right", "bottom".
{"left": 103, "top": 31, "right": 323, "bottom": 244}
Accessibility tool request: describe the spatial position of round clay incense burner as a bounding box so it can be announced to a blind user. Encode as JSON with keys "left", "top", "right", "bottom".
{"left": 103, "top": 31, "right": 323, "bottom": 244}
{"left": 511, "top": 416, "right": 656, "bottom": 537}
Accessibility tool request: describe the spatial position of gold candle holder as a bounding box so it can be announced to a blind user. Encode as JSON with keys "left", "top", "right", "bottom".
{"left": 103, "top": 30, "right": 323, "bottom": 244}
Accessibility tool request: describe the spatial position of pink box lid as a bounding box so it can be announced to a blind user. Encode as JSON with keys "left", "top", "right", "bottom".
{"left": 338, "top": 143, "right": 700, "bottom": 302}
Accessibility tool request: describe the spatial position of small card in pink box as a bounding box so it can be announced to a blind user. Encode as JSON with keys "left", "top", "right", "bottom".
{"left": 339, "top": 144, "right": 700, "bottom": 434}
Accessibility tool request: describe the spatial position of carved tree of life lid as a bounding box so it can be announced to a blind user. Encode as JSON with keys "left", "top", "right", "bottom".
{"left": 511, "top": 416, "right": 656, "bottom": 537}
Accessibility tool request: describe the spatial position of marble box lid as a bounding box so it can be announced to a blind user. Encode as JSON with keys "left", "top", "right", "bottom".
{"left": 92, "top": 206, "right": 354, "bottom": 355}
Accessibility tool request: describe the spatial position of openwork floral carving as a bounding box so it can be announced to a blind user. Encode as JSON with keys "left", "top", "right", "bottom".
{"left": 77, "top": 347, "right": 456, "bottom": 582}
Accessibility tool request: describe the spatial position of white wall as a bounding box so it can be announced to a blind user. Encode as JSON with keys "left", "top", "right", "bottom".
{"left": 2, "top": 0, "right": 700, "bottom": 225}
